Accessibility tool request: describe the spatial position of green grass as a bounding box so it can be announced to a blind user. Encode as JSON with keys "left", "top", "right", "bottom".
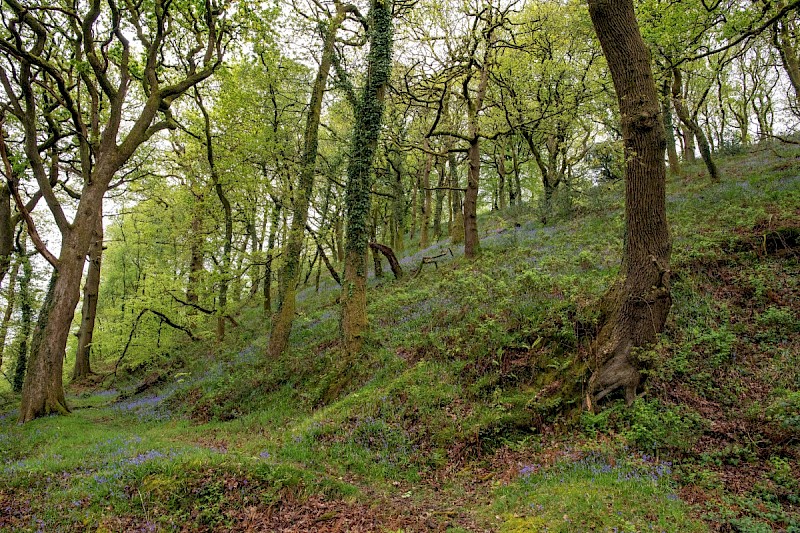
{"left": 494, "top": 450, "right": 707, "bottom": 532}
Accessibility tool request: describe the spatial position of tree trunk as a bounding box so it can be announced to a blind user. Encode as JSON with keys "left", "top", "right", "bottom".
{"left": 72, "top": 213, "right": 104, "bottom": 381}
{"left": 464, "top": 137, "right": 481, "bottom": 258}
{"left": 586, "top": 0, "right": 672, "bottom": 409}
{"left": 448, "top": 154, "right": 464, "bottom": 245}
{"left": 269, "top": 8, "right": 347, "bottom": 359}
{"left": 496, "top": 145, "right": 507, "bottom": 210}
{"left": 187, "top": 204, "right": 205, "bottom": 306}
{"left": 390, "top": 151, "right": 405, "bottom": 253}
{"left": 661, "top": 80, "right": 681, "bottom": 175}
{"left": 12, "top": 245, "right": 32, "bottom": 393}
{"left": 672, "top": 69, "right": 720, "bottom": 182}
{"left": 369, "top": 242, "right": 403, "bottom": 279}
{"left": 774, "top": 17, "right": 800, "bottom": 103}
{"left": 20, "top": 251, "right": 79, "bottom": 420}
{"left": 511, "top": 140, "right": 522, "bottom": 205}
{"left": 264, "top": 199, "right": 282, "bottom": 314}
{"left": 341, "top": 0, "right": 393, "bottom": 356}
{"left": 0, "top": 184, "right": 13, "bottom": 289}
{"left": 433, "top": 160, "right": 445, "bottom": 239}
{"left": 0, "top": 248, "right": 19, "bottom": 371}
{"left": 420, "top": 144, "right": 433, "bottom": 248}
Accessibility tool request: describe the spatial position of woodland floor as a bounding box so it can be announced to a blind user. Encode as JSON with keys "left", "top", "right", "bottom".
{"left": 1, "top": 144, "right": 799, "bottom": 532}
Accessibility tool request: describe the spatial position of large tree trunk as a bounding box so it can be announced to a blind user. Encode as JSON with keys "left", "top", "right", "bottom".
{"left": 20, "top": 201, "right": 101, "bottom": 421}
{"left": 586, "top": 0, "right": 672, "bottom": 409}
{"left": 72, "top": 214, "right": 103, "bottom": 381}
{"left": 187, "top": 203, "right": 205, "bottom": 306}
{"left": 463, "top": 137, "right": 481, "bottom": 258}
{"left": 341, "top": 0, "right": 393, "bottom": 356}
{"left": 269, "top": 8, "right": 347, "bottom": 359}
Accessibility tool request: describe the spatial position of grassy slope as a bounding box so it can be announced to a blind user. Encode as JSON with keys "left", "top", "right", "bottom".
{"left": 1, "top": 143, "right": 798, "bottom": 532}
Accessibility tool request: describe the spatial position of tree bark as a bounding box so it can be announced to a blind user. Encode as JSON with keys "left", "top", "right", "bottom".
{"left": 586, "top": 0, "right": 672, "bottom": 409}
{"left": 269, "top": 8, "right": 347, "bottom": 359}
{"left": 433, "top": 160, "right": 445, "bottom": 239}
{"left": 12, "top": 238, "right": 32, "bottom": 393}
{"left": 264, "top": 199, "right": 282, "bottom": 314}
{"left": 369, "top": 242, "right": 403, "bottom": 279}
{"left": 187, "top": 200, "right": 205, "bottom": 306}
{"left": 0, "top": 185, "right": 13, "bottom": 289}
{"left": 420, "top": 142, "right": 433, "bottom": 248}
{"left": 448, "top": 154, "right": 464, "bottom": 244}
{"left": 773, "top": 15, "right": 800, "bottom": 103}
{"left": 341, "top": 0, "right": 393, "bottom": 356}
{"left": 0, "top": 247, "right": 19, "bottom": 371}
{"left": 672, "top": 69, "right": 720, "bottom": 182}
{"left": 72, "top": 213, "right": 103, "bottom": 381}
{"left": 495, "top": 144, "right": 507, "bottom": 210}
{"left": 661, "top": 80, "right": 681, "bottom": 175}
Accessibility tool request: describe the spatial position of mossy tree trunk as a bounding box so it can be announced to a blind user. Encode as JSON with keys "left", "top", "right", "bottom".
{"left": 341, "top": 0, "right": 393, "bottom": 355}
{"left": 0, "top": 246, "right": 20, "bottom": 371}
{"left": 12, "top": 240, "right": 32, "bottom": 393}
{"left": 586, "top": 0, "right": 672, "bottom": 409}
{"left": 268, "top": 6, "right": 349, "bottom": 359}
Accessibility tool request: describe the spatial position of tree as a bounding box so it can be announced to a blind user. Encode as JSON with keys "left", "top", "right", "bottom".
{"left": 0, "top": 0, "right": 228, "bottom": 422}
{"left": 341, "top": 0, "right": 393, "bottom": 355}
{"left": 269, "top": 1, "right": 357, "bottom": 359}
{"left": 585, "top": 0, "right": 672, "bottom": 409}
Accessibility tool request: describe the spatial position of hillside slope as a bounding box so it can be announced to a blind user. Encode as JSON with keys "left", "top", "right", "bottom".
{"left": 1, "top": 144, "right": 799, "bottom": 532}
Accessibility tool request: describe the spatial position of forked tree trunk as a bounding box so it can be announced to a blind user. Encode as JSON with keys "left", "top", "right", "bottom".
{"left": 73, "top": 214, "right": 104, "bottom": 381}
{"left": 20, "top": 212, "right": 98, "bottom": 420}
{"left": 586, "top": 0, "right": 672, "bottom": 409}
{"left": 341, "top": 0, "right": 393, "bottom": 356}
{"left": 269, "top": 7, "right": 347, "bottom": 359}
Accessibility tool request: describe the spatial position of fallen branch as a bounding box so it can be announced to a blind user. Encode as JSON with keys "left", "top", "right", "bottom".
{"left": 413, "top": 248, "right": 454, "bottom": 278}
{"left": 369, "top": 242, "right": 403, "bottom": 279}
